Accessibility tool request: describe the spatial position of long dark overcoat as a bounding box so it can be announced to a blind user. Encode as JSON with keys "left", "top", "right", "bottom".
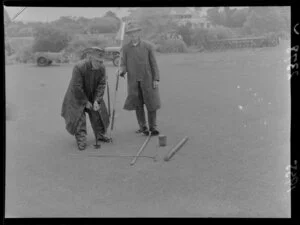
{"left": 121, "top": 40, "right": 161, "bottom": 111}
{"left": 61, "top": 60, "right": 109, "bottom": 135}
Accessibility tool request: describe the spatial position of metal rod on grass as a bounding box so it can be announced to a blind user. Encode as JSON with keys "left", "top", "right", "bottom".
{"left": 130, "top": 133, "right": 152, "bottom": 166}
{"left": 164, "top": 136, "right": 189, "bottom": 161}
{"left": 69, "top": 153, "right": 157, "bottom": 161}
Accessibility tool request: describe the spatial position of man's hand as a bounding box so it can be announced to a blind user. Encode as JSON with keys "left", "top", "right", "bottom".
{"left": 153, "top": 80, "right": 159, "bottom": 89}
{"left": 85, "top": 101, "right": 93, "bottom": 110}
{"left": 116, "top": 69, "right": 126, "bottom": 78}
{"left": 93, "top": 101, "right": 100, "bottom": 111}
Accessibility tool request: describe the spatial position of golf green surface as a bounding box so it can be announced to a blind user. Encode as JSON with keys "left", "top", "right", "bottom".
{"left": 6, "top": 41, "right": 290, "bottom": 217}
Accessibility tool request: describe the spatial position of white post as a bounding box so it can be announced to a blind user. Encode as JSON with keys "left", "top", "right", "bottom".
{"left": 109, "top": 20, "right": 126, "bottom": 140}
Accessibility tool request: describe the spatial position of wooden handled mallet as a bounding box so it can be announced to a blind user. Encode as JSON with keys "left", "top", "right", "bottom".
{"left": 164, "top": 136, "right": 189, "bottom": 161}
{"left": 130, "top": 132, "right": 152, "bottom": 166}
{"left": 69, "top": 153, "right": 157, "bottom": 161}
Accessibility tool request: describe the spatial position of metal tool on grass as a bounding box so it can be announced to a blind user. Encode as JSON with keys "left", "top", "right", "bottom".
{"left": 130, "top": 132, "right": 152, "bottom": 166}
{"left": 164, "top": 136, "right": 189, "bottom": 161}
{"left": 69, "top": 153, "right": 157, "bottom": 161}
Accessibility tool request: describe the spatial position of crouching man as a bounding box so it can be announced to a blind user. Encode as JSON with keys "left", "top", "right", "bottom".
{"left": 61, "top": 48, "right": 111, "bottom": 150}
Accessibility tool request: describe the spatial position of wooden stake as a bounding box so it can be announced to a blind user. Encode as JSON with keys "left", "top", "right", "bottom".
{"left": 130, "top": 133, "right": 152, "bottom": 166}
{"left": 68, "top": 153, "right": 157, "bottom": 161}
{"left": 164, "top": 136, "right": 189, "bottom": 161}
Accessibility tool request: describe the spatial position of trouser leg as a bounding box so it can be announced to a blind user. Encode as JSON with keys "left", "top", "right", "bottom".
{"left": 136, "top": 106, "right": 147, "bottom": 129}
{"left": 87, "top": 109, "right": 106, "bottom": 139}
{"left": 135, "top": 81, "right": 147, "bottom": 129}
{"left": 75, "top": 111, "right": 87, "bottom": 146}
{"left": 148, "top": 110, "right": 157, "bottom": 130}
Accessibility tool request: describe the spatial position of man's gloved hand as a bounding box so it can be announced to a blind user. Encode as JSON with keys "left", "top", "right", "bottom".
{"left": 93, "top": 101, "right": 100, "bottom": 111}
{"left": 85, "top": 101, "right": 93, "bottom": 110}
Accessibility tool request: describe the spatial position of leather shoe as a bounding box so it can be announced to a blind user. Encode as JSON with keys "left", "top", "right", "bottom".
{"left": 149, "top": 128, "right": 159, "bottom": 136}
{"left": 97, "top": 135, "right": 112, "bottom": 143}
{"left": 136, "top": 126, "right": 148, "bottom": 134}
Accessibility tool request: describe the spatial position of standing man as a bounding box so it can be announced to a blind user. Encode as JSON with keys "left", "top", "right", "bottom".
{"left": 61, "top": 48, "right": 111, "bottom": 150}
{"left": 119, "top": 22, "right": 161, "bottom": 136}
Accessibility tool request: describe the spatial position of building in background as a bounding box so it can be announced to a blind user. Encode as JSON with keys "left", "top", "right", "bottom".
{"left": 169, "top": 7, "right": 212, "bottom": 29}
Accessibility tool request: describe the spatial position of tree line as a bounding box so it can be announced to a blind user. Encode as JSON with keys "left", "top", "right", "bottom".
{"left": 5, "top": 7, "right": 290, "bottom": 55}
{"left": 5, "top": 10, "right": 121, "bottom": 37}
{"left": 6, "top": 7, "right": 290, "bottom": 38}
{"left": 126, "top": 7, "right": 290, "bottom": 46}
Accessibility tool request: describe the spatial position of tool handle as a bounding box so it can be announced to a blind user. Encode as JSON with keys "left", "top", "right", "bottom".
{"left": 109, "top": 23, "right": 125, "bottom": 140}
{"left": 106, "top": 81, "right": 111, "bottom": 118}
{"left": 130, "top": 134, "right": 152, "bottom": 166}
{"left": 164, "top": 136, "right": 189, "bottom": 161}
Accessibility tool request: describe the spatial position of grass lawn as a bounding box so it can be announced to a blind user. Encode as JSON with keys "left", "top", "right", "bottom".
{"left": 5, "top": 40, "right": 290, "bottom": 217}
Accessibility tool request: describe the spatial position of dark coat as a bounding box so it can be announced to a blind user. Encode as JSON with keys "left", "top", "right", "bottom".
{"left": 121, "top": 40, "right": 161, "bottom": 111}
{"left": 61, "top": 60, "right": 109, "bottom": 135}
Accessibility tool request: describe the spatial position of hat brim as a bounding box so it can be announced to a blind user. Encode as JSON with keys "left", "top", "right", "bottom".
{"left": 125, "top": 27, "right": 142, "bottom": 34}
{"left": 89, "top": 51, "right": 104, "bottom": 60}
{"left": 91, "top": 56, "right": 104, "bottom": 61}
{"left": 82, "top": 47, "right": 104, "bottom": 59}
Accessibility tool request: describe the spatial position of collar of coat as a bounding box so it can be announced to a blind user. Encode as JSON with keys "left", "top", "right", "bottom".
{"left": 86, "top": 59, "right": 104, "bottom": 71}
{"left": 130, "top": 39, "right": 141, "bottom": 47}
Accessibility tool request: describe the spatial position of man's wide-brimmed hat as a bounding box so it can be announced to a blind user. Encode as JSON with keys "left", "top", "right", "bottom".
{"left": 81, "top": 47, "right": 105, "bottom": 60}
{"left": 125, "top": 22, "right": 142, "bottom": 34}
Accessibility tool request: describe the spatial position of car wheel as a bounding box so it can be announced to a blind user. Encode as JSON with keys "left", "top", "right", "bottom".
{"left": 113, "top": 56, "right": 120, "bottom": 67}
{"left": 37, "top": 57, "right": 48, "bottom": 66}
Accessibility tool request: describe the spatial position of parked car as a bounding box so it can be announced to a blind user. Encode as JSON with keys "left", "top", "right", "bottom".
{"left": 35, "top": 51, "right": 69, "bottom": 66}
{"left": 104, "top": 46, "right": 121, "bottom": 67}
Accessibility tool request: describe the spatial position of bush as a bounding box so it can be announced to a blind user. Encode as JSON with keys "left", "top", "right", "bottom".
{"left": 176, "top": 22, "right": 193, "bottom": 46}
{"left": 191, "top": 26, "right": 237, "bottom": 49}
{"left": 230, "top": 27, "right": 250, "bottom": 38}
{"left": 156, "top": 39, "right": 188, "bottom": 53}
{"left": 191, "top": 28, "right": 216, "bottom": 49}
{"left": 243, "top": 7, "right": 290, "bottom": 36}
{"left": 87, "top": 17, "right": 119, "bottom": 34}
{"left": 7, "top": 36, "right": 34, "bottom": 54}
{"left": 6, "top": 46, "right": 35, "bottom": 64}
{"left": 208, "top": 26, "right": 236, "bottom": 40}
{"left": 5, "top": 41, "right": 15, "bottom": 56}
{"left": 143, "top": 40, "right": 158, "bottom": 51}
{"left": 32, "top": 26, "right": 71, "bottom": 52}
{"left": 65, "top": 35, "right": 115, "bottom": 61}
